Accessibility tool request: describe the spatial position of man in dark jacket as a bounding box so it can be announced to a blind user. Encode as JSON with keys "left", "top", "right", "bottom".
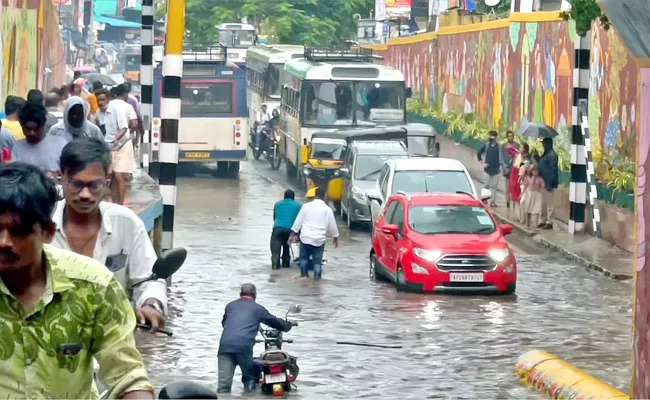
{"left": 477, "top": 130, "right": 502, "bottom": 207}
{"left": 218, "top": 283, "right": 297, "bottom": 393}
{"left": 537, "top": 137, "right": 559, "bottom": 229}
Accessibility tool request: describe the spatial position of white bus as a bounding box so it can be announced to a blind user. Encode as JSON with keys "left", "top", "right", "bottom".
{"left": 216, "top": 23, "right": 256, "bottom": 65}
{"left": 279, "top": 48, "right": 411, "bottom": 186}
{"left": 245, "top": 44, "right": 304, "bottom": 149}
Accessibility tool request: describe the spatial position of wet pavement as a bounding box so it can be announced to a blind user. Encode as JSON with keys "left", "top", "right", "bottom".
{"left": 136, "top": 161, "right": 633, "bottom": 399}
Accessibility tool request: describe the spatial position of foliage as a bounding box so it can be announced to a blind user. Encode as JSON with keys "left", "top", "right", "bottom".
{"left": 161, "top": 0, "right": 373, "bottom": 46}
{"left": 607, "top": 163, "right": 635, "bottom": 192}
{"left": 559, "top": 0, "right": 609, "bottom": 37}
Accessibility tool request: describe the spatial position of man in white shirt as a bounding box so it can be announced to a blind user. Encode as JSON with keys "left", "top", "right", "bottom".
{"left": 98, "top": 86, "right": 137, "bottom": 205}
{"left": 253, "top": 103, "right": 271, "bottom": 151}
{"left": 291, "top": 187, "right": 339, "bottom": 279}
{"left": 50, "top": 137, "right": 167, "bottom": 331}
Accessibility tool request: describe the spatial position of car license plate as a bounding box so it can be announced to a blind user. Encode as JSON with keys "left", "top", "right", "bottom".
{"left": 265, "top": 373, "right": 286, "bottom": 384}
{"left": 450, "top": 273, "right": 484, "bottom": 282}
{"left": 185, "top": 152, "right": 211, "bottom": 159}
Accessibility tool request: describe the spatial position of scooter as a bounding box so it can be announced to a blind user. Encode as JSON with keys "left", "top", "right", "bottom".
{"left": 97, "top": 248, "right": 188, "bottom": 399}
{"left": 254, "top": 305, "right": 301, "bottom": 396}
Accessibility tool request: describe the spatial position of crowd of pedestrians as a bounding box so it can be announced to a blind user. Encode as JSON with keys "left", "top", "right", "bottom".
{"left": 0, "top": 74, "right": 142, "bottom": 206}
{"left": 478, "top": 131, "right": 559, "bottom": 230}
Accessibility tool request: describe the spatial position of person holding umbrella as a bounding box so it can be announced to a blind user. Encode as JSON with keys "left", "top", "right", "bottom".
{"left": 519, "top": 122, "right": 559, "bottom": 229}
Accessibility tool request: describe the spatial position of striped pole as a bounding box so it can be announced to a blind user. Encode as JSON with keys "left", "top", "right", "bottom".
{"left": 140, "top": 0, "right": 154, "bottom": 170}
{"left": 568, "top": 32, "right": 590, "bottom": 234}
{"left": 578, "top": 100, "right": 601, "bottom": 237}
{"left": 159, "top": 0, "right": 185, "bottom": 250}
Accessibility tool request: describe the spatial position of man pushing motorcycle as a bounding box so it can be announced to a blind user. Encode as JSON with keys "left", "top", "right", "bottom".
{"left": 218, "top": 283, "right": 297, "bottom": 394}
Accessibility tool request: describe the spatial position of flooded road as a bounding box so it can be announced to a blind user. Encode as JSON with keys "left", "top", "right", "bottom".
{"left": 137, "top": 161, "right": 632, "bottom": 398}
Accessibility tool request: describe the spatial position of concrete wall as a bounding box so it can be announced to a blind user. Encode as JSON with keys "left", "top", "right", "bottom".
{"left": 1, "top": 0, "right": 66, "bottom": 103}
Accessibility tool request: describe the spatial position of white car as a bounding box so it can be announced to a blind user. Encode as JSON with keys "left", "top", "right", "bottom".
{"left": 368, "top": 157, "right": 491, "bottom": 226}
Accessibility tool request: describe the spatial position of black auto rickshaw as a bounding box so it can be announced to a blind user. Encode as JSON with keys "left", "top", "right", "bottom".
{"left": 403, "top": 123, "right": 440, "bottom": 157}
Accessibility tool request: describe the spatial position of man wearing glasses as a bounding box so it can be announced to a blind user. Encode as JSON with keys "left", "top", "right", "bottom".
{"left": 50, "top": 138, "right": 167, "bottom": 332}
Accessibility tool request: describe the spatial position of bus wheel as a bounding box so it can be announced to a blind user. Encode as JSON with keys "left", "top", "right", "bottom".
{"left": 216, "top": 162, "right": 228, "bottom": 176}
{"left": 228, "top": 162, "right": 240, "bottom": 177}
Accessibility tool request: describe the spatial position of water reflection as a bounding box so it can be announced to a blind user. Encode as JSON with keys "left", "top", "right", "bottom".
{"left": 139, "top": 163, "right": 633, "bottom": 398}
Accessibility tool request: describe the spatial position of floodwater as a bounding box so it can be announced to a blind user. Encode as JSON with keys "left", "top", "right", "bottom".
{"left": 137, "top": 162, "right": 633, "bottom": 399}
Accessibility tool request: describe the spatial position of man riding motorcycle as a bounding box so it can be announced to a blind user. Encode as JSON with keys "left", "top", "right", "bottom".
{"left": 51, "top": 138, "right": 167, "bottom": 331}
{"left": 253, "top": 104, "right": 272, "bottom": 151}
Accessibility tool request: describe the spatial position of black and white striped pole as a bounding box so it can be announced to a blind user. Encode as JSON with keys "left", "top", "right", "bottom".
{"left": 159, "top": 0, "right": 185, "bottom": 251}
{"left": 579, "top": 99, "right": 601, "bottom": 237}
{"left": 569, "top": 32, "right": 590, "bottom": 234}
{"left": 140, "top": 0, "right": 154, "bottom": 170}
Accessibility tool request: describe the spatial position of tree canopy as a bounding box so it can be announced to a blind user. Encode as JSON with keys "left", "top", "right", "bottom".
{"left": 173, "top": 0, "right": 373, "bottom": 46}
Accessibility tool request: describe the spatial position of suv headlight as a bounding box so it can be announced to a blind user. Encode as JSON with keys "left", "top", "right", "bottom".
{"left": 488, "top": 248, "right": 510, "bottom": 263}
{"left": 351, "top": 187, "right": 367, "bottom": 203}
{"left": 414, "top": 248, "right": 442, "bottom": 262}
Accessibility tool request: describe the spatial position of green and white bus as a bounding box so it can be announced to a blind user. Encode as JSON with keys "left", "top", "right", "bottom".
{"left": 279, "top": 48, "right": 410, "bottom": 185}
{"left": 245, "top": 44, "right": 304, "bottom": 148}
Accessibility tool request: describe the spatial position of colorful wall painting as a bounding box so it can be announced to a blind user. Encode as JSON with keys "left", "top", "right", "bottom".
{"left": 370, "top": 14, "right": 639, "bottom": 177}
{"left": 2, "top": 6, "right": 38, "bottom": 98}
{"left": 589, "top": 23, "right": 639, "bottom": 166}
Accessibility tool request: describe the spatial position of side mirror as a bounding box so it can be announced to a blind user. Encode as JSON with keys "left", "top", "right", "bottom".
{"left": 405, "top": 87, "right": 413, "bottom": 98}
{"left": 501, "top": 224, "right": 514, "bottom": 235}
{"left": 480, "top": 188, "right": 492, "bottom": 202}
{"left": 132, "top": 247, "right": 187, "bottom": 288}
{"left": 339, "top": 167, "right": 350, "bottom": 177}
{"left": 368, "top": 194, "right": 383, "bottom": 205}
{"left": 286, "top": 304, "right": 302, "bottom": 319}
{"left": 381, "top": 224, "right": 399, "bottom": 235}
{"left": 159, "top": 381, "right": 218, "bottom": 399}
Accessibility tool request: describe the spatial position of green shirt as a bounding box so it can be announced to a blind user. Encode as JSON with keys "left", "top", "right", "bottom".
{"left": 0, "top": 244, "right": 153, "bottom": 399}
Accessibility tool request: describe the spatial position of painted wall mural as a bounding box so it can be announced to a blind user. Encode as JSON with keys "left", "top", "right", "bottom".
{"left": 589, "top": 23, "right": 638, "bottom": 166}
{"left": 0, "top": 0, "right": 65, "bottom": 104}
{"left": 372, "top": 15, "right": 639, "bottom": 176}
{"left": 2, "top": 6, "right": 38, "bottom": 98}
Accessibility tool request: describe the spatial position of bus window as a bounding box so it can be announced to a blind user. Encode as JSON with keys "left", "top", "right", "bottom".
{"left": 303, "top": 81, "right": 353, "bottom": 125}
{"left": 180, "top": 82, "right": 233, "bottom": 116}
{"left": 219, "top": 30, "right": 255, "bottom": 47}
{"left": 356, "top": 82, "right": 404, "bottom": 123}
{"left": 266, "top": 64, "right": 282, "bottom": 99}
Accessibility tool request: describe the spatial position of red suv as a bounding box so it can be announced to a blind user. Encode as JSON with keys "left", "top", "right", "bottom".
{"left": 370, "top": 192, "right": 516, "bottom": 294}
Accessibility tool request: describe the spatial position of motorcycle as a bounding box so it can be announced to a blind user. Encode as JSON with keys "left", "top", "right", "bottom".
{"left": 254, "top": 304, "right": 302, "bottom": 396}
{"left": 252, "top": 120, "right": 282, "bottom": 170}
{"left": 97, "top": 247, "right": 188, "bottom": 399}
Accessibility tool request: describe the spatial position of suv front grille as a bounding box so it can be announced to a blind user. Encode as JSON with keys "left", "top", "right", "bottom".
{"left": 436, "top": 254, "right": 496, "bottom": 271}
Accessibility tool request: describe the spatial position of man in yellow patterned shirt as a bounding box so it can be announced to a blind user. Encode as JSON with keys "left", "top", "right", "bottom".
{"left": 0, "top": 162, "right": 154, "bottom": 399}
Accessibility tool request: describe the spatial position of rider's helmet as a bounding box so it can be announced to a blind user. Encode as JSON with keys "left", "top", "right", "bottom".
{"left": 306, "top": 187, "right": 317, "bottom": 199}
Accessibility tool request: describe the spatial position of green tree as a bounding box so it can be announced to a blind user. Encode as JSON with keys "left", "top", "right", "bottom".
{"left": 560, "top": 0, "right": 610, "bottom": 36}
{"left": 173, "top": 0, "right": 373, "bottom": 47}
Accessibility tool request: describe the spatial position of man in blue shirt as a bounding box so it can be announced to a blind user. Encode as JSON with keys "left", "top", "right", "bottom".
{"left": 271, "top": 189, "right": 302, "bottom": 269}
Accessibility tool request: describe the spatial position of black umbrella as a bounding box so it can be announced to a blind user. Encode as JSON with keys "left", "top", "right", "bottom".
{"left": 518, "top": 121, "right": 558, "bottom": 139}
{"left": 82, "top": 72, "right": 118, "bottom": 86}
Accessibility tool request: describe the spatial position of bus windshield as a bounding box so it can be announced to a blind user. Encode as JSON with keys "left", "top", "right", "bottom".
{"left": 219, "top": 30, "right": 255, "bottom": 47}
{"left": 180, "top": 81, "right": 233, "bottom": 116}
{"left": 302, "top": 81, "right": 405, "bottom": 126}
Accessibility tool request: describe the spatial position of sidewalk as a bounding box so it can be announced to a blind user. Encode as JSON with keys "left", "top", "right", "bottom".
{"left": 438, "top": 135, "right": 634, "bottom": 281}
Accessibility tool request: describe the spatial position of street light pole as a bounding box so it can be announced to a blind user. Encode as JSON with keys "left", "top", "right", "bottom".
{"left": 159, "top": 0, "right": 185, "bottom": 251}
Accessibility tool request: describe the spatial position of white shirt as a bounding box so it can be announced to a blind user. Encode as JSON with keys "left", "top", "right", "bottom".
{"left": 50, "top": 200, "right": 168, "bottom": 313}
{"left": 256, "top": 110, "right": 271, "bottom": 123}
{"left": 291, "top": 199, "right": 339, "bottom": 247}
{"left": 98, "top": 100, "right": 129, "bottom": 142}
